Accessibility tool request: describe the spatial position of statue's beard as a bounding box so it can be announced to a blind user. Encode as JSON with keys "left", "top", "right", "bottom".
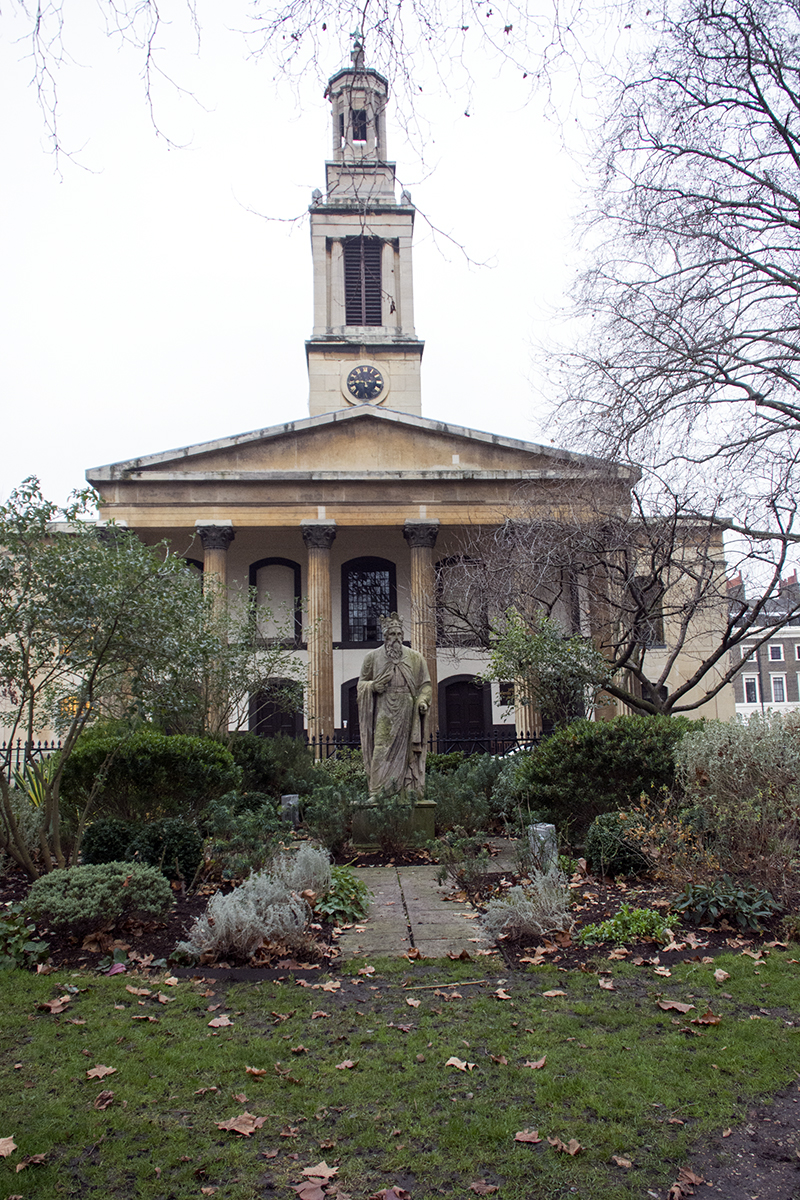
{"left": 385, "top": 635, "right": 403, "bottom": 662}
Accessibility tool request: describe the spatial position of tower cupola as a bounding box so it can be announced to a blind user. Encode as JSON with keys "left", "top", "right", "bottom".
{"left": 306, "top": 43, "right": 424, "bottom": 417}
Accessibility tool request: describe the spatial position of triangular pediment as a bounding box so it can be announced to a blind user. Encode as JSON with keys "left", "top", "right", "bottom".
{"left": 87, "top": 406, "right": 630, "bottom": 483}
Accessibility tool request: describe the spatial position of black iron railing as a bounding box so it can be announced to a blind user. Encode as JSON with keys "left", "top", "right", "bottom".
{"left": 1, "top": 739, "right": 62, "bottom": 777}
{"left": 304, "top": 732, "right": 542, "bottom": 759}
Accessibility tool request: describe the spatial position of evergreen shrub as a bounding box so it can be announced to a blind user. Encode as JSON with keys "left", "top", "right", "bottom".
{"left": 60, "top": 725, "right": 240, "bottom": 822}
{"left": 25, "top": 862, "right": 173, "bottom": 930}
{"left": 509, "top": 715, "right": 693, "bottom": 839}
{"left": 228, "top": 733, "right": 317, "bottom": 798}
{"left": 584, "top": 810, "right": 652, "bottom": 878}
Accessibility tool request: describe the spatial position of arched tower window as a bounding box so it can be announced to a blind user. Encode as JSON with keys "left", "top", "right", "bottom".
{"left": 341, "top": 556, "right": 397, "bottom": 644}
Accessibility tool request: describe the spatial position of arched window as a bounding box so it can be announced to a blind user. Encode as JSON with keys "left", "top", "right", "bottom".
{"left": 341, "top": 557, "right": 397, "bottom": 644}
{"left": 248, "top": 558, "right": 302, "bottom": 645}
{"left": 248, "top": 679, "right": 304, "bottom": 739}
{"left": 435, "top": 556, "right": 488, "bottom": 647}
{"left": 438, "top": 675, "right": 492, "bottom": 749}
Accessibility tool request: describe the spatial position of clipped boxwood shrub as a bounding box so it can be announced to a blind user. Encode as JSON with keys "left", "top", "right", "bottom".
{"left": 126, "top": 818, "right": 204, "bottom": 881}
{"left": 25, "top": 862, "right": 173, "bottom": 930}
{"left": 585, "top": 811, "right": 651, "bottom": 878}
{"left": 81, "top": 817, "right": 140, "bottom": 865}
{"left": 228, "top": 733, "right": 317, "bottom": 799}
{"left": 60, "top": 725, "right": 240, "bottom": 822}
{"left": 510, "top": 715, "right": 693, "bottom": 839}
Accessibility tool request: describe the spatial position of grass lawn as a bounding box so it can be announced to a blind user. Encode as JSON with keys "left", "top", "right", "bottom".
{"left": 1, "top": 948, "right": 798, "bottom": 1199}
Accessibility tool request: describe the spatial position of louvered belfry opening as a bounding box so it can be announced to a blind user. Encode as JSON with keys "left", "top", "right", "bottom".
{"left": 344, "top": 237, "right": 382, "bottom": 325}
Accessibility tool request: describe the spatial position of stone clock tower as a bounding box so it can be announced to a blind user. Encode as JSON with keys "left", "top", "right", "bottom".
{"left": 306, "top": 43, "right": 424, "bottom": 417}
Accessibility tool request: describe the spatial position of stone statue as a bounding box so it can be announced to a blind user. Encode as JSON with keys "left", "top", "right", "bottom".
{"left": 357, "top": 613, "right": 432, "bottom": 801}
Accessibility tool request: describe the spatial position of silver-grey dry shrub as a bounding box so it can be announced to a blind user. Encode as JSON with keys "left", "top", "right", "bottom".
{"left": 175, "top": 844, "right": 331, "bottom": 960}
{"left": 481, "top": 867, "right": 572, "bottom": 942}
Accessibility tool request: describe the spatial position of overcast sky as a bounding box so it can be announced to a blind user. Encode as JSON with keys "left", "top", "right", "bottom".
{"left": 1, "top": 6, "right": 587, "bottom": 507}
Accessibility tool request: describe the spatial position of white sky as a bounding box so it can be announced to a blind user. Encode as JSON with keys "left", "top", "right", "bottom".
{"left": 0, "top": 6, "right": 586, "bottom": 507}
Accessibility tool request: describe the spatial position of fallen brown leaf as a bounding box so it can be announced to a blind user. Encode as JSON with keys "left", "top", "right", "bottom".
{"left": 0, "top": 1137, "right": 18, "bottom": 1158}
{"left": 488, "top": 1054, "right": 508, "bottom": 1065}
{"left": 722, "top": 1127, "right": 732, "bottom": 1137}
{"left": 93, "top": 1090, "right": 115, "bottom": 1110}
{"left": 598, "top": 978, "right": 615, "bottom": 990}
{"left": 245, "top": 1066, "right": 267, "bottom": 1078}
{"left": 548, "top": 1136, "right": 582, "bottom": 1156}
{"left": 445, "top": 1056, "right": 475, "bottom": 1072}
{"left": 216, "top": 1112, "right": 266, "bottom": 1136}
{"left": 514, "top": 1129, "right": 542, "bottom": 1144}
{"left": 691, "top": 1010, "right": 721, "bottom": 1026}
{"left": 678, "top": 1166, "right": 705, "bottom": 1186}
{"left": 335, "top": 1060, "right": 357, "bottom": 1070}
{"left": 311, "top": 1011, "right": 329, "bottom": 1019}
{"left": 713, "top": 969, "right": 730, "bottom": 983}
{"left": 86, "top": 1065, "right": 116, "bottom": 1080}
{"left": 292, "top": 1185, "right": 326, "bottom": 1200}
{"left": 208, "top": 1015, "right": 233, "bottom": 1028}
{"left": 38, "top": 995, "right": 71, "bottom": 1014}
{"left": 469, "top": 1181, "right": 499, "bottom": 1194}
{"left": 301, "top": 1161, "right": 338, "bottom": 1179}
{"left": 369, "top": 1189, "right": 411, "bottom": 1200}
{"left": 125, "top": 985, "right": 151, "bottom": 997}
{"left": 657, "top": 1000, "right": 695, "bottom": 1013}
{"left": 523, "top": 1056, "right": 546, "bottom": 1070}
{"left": 15, "top": 1153, "right": 46, "bottom": 1172}
{"left": 406, "top": 997, "right": 421, "bottom": 1008}
{"left": 541, "top": 989, "right": 566, "bottom": 998}
{"left": 612, "top": 1155, "right": 632, "bottom": 1168}
{"left": 494, "top": 988, "right": 511, "bottom": 1000}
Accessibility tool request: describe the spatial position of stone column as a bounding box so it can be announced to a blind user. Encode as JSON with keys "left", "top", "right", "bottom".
{"left": 302, "top": 521, "right": 337, "bottom": 753}
{"left": 403, "top": 519, "right": 440, "bottom": 740}
{"left": 195, "top": 522, "right": 236, "bottom": 737}
{"left": 196, "top": 522, "right": 235, "bottom": 602}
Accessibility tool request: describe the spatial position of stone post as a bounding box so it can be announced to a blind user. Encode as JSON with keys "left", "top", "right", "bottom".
{"left": 403, "top": 519, "right": 439, "bottom": 743}
{"left": 302, "top": 521, "right": 337, "bottom": 754}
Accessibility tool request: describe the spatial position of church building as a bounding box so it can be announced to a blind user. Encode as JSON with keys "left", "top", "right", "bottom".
{"left": 86, "top": 48, "right": 734, "bottom": 746}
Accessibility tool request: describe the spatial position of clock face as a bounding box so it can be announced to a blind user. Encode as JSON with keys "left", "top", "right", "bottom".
{"left": 346, "top": 364, "right": 385, "bottom": 402}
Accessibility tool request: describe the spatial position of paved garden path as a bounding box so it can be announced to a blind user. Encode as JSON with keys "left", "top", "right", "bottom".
{"left": 336, "top": 841, "right": 516, "bottom": 960}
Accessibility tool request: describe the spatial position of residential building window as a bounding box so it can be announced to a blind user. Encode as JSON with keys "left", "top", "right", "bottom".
{"left": 499, "top": 682, "right": 515, "bottom": 706}
{"left": 769, "top": 644, "right": 784, "bottom": 661}
{"left": 744, "top": 676, "right": 758, "bottom": 704}
{"left": 344, "top": 237, "right": 382, "bottom": 325}
{"left": 342, "top": 557, "right": 397, "bottom": 643}
{"left": 795, "top": 644, "right": 800, "bottom": 660}
{"left": 772, "top": 675, "right": 786, "bottom": 704}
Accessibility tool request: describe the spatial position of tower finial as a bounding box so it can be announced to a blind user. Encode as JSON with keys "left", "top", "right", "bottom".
{"left": 349, "top": 28, "right": 365, "bottom": 66}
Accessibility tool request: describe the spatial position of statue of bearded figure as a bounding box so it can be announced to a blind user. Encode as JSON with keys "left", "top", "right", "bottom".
{"left": 357, "top": 613, "right": 432, "bottom": 801}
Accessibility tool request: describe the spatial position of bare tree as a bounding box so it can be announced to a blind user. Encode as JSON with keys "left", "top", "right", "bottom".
{"left": 438, "top": 479, "right": 800, "bottom": 717}
{"left": 554, "top": 0, "right": 800, "bottom": 547}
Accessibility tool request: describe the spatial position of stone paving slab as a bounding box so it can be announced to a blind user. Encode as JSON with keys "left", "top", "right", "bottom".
{"left": 336, "top": 862, "right": 494, "bottom": 960}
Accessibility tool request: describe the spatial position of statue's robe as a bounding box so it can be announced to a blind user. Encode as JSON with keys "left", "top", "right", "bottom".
{"left": 357, "top": 645, "right": 432, "bottom": 799}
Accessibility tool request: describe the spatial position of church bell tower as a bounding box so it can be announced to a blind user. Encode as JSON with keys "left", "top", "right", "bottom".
{"left": 306, "top": 41, "right": 424, "bottom": 416}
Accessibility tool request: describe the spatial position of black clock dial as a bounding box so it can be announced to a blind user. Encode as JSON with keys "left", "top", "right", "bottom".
{"left": 347, "top": 364, "right": 385, "bottom": 401}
